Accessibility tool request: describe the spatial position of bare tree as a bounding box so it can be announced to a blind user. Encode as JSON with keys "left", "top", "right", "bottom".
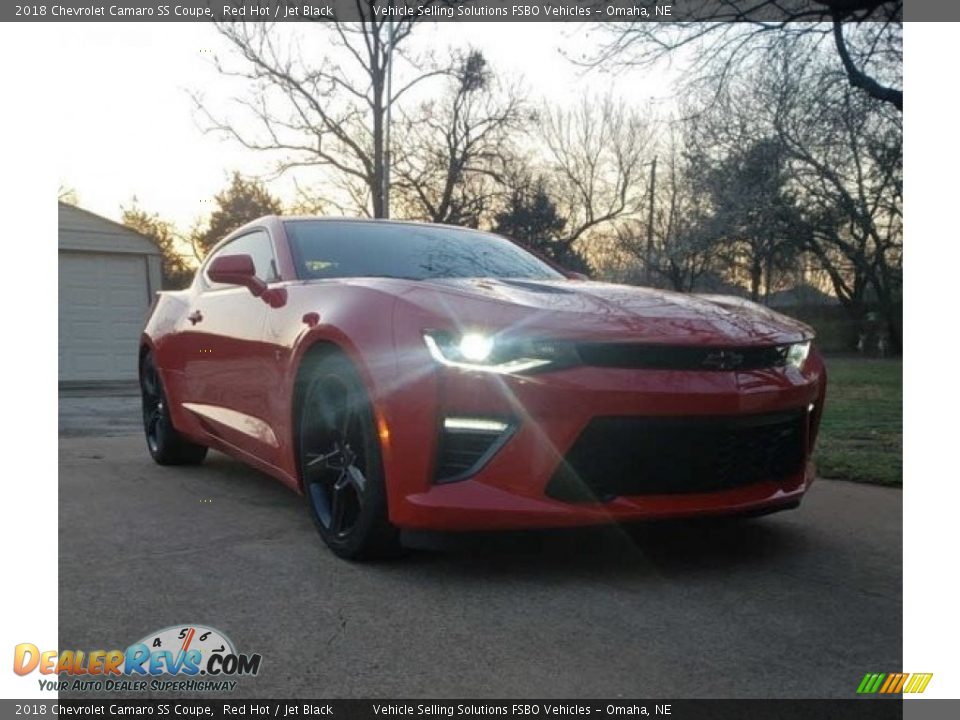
{"left": 614, "top": 131, "right": 718, "bottom": 292}
{"left": 392, "top": 50, "right": 529, "bottom": 226}
{"left": 540, "top": 97, "right": 653, "bottom": 248}
{"left": 771, "top": 52, "right": 902, "bottom": 347}
{"left": 698, "top": 135, "right": 806, "bottom": 302}
{"left": 585, "top": 1, "right": 902, "bottom": 112}
{"left": 671, "top": 41, "right": 901, "bottom": 342}
{"left": 198, "top": 10, "right": 449, "bottom": 218}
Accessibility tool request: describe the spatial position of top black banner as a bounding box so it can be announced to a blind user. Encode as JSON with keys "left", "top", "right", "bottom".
{"left": 6, "top": 0, "right": 912, "bottom": 23}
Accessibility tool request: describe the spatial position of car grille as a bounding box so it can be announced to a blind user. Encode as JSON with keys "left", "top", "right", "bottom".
{"left": 575, "top": 343, "right": 790, "bottom": 371}
{"left": 546, "top": 412, "right": 806, "bottom": 502}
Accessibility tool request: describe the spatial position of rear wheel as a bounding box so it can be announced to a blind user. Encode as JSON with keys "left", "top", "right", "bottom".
{"left": 140, "top": 352, "right": 208, "bottom": 466}
{"left": 299, "top": 352, "right": 400, "bottom": 560}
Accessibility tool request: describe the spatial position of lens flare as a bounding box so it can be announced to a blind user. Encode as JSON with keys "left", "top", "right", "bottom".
{"left": 459, "top": 333, "right": 494, "bottom": 362}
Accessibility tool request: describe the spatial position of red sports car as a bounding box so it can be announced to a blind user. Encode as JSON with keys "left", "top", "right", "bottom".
{"left": 140, "top": 217, "right": 826, "bottom": 559}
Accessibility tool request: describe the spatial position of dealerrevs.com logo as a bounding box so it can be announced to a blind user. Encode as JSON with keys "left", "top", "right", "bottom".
{"left": 14, "top": 625, "right": 262, "bottom": 693}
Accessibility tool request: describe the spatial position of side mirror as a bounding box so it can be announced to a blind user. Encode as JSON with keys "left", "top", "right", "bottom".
{"left": 566, "top": 271, "right": 589, "bottom": 281}
{"left": 207, "top": 254, "right": 267, "bottom": 297}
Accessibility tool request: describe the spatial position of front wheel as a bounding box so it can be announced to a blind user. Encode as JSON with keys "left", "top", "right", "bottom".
{"left": 298, "top": 352, "right": 400, "bottom": 560}
{"left": 140, "top": 351, "right": 208, "bottom": 466}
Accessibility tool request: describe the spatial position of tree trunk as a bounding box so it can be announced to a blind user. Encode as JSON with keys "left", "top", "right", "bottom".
{"left": 749, "top": 257, "right": 762, "bottom": 302}
{"left": 372, "top": 101, "right": 384, "bottom": 218}
{"left": 763, "top": 250, "right": 773, "bottom": 305}
{"left": 872, "top": 282, "right": 902, "bottom": 354}
{"left": 882, "top": 310, "right": 901, "bottom": 355}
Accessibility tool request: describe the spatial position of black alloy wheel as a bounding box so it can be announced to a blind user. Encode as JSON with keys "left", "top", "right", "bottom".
{"left": 299, "top": 352, "right": 399, "bottom": 560}
{"left": 140, "top": 352, "right": 208, "bottom": 465}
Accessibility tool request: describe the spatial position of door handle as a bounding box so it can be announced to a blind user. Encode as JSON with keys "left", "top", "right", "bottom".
{"left": 188, "top": 310, "right": 203, "bottom": 325}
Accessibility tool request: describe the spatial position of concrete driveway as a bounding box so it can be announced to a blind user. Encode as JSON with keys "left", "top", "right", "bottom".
{"left": 59, "top": 392, "right": 901, "bottom": 698}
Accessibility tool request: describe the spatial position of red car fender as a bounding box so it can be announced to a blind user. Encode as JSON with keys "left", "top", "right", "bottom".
{"left": 282, "top": 299, "right": 404, "bottom": 499}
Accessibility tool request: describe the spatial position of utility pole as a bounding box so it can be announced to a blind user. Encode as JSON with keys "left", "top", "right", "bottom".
{"left": 645, "top": 156, "right": 657, "bottom": 285}
{"left": 382, "top": 19, "right": 395, "bottom": 219}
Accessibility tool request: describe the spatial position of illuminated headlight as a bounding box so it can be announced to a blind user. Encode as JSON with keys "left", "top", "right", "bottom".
{"left": 786, "top": 341, "right": 811, "bottom": 368}
{"left": 423, "top": 331, "right": 576, "bottom": 374}
{"left": 458, "top": 333, "right": 494, "bottom": 362}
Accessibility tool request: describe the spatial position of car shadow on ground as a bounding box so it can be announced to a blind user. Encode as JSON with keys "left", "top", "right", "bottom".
{"left": 398, "top": 518, "right": 798, "bottom": 578}
{"left": 151, "top": 449, "right": 812, "bottom": 582}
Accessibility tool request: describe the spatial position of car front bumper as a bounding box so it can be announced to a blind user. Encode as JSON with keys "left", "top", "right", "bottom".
{"left": 379, "top": 352, "right": 826, "bottom": 531}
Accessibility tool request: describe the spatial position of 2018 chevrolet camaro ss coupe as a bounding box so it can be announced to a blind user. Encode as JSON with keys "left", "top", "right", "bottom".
{"left": 140, "top": 216, "right": 826, "bottom": 559}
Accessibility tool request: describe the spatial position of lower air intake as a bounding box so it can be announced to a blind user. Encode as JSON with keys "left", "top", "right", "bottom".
{"left": 546, "top": 412, "right": 805, "bottom": 502}
{"left": 435, "top": 419, "right": 512, "bottom": 483}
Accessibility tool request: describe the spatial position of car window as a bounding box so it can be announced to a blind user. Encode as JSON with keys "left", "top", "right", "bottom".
{"left": 204, "top": 229, "right": 279, "bottom": 288}
{"left": 284, "top": 221, "right": 564, "bottom": 281}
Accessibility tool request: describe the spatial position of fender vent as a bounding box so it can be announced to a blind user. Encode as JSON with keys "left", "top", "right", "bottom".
{"left": 435, "top": 418, "right": 513, "bottom": 483}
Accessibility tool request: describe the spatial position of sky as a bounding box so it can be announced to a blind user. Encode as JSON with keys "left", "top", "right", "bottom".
{"left": 53, "top": 22, "right": 679, "bottom": 230}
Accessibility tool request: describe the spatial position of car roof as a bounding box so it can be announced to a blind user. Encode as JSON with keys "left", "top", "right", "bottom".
{"left": 270, "top": 215, "right": 493, "bottom": 233}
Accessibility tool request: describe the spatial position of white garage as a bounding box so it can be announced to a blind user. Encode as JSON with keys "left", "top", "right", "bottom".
{"left": 59, "top": 203, "right": 163, "bottom": 383}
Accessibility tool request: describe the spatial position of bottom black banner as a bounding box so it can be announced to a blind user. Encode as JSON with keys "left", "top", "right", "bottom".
{"left": 0, "top": 699, "right": 931, "bottom": 720}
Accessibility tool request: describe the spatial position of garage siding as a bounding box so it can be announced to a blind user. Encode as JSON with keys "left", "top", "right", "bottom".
{"left": 59, "top": 252, "right": 151, "bottom": 382}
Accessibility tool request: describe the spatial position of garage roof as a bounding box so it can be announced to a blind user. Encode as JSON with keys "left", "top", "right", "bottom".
{"left": 59, "top": 202, "right": 161, "bottom": 256}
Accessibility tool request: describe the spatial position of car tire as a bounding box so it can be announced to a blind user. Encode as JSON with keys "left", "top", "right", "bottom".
{"left": 140, "top": 351, "right": 208, "bottom": 466}
{"left": 298, "top": 351, "right": 401, "bottom": 560}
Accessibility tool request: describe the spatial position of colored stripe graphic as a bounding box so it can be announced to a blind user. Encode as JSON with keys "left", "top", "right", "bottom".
{"left": 879, "top": 674, "right": 898, "bottom": 693}
{"left": 906, "top": 673, "right": 934, "bottom": 693}
{"left": 857, "top": 673, "right": 885, "bottom": 694}
{"left": 857, "top": 673, "right": 933, "bottom": 694}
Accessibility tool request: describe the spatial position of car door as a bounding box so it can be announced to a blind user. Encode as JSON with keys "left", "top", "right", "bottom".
{"left": 180, "top": 228, "right": 281, "bottom": 464}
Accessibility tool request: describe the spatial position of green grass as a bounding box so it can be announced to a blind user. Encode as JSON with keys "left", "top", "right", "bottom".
{"left": 816, "top": 357, "right": 902, "bottom": 486}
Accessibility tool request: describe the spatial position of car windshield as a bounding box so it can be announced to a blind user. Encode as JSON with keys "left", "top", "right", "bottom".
{"left": 284, "top": 220, "right": 564, "bottom": 281}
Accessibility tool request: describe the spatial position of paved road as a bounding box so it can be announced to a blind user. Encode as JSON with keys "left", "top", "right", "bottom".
{"left": 59, "top": 388, "right": 141, "bottom": 438}
{"left": 59, "top": 394, "right": 901, "bottom": 698}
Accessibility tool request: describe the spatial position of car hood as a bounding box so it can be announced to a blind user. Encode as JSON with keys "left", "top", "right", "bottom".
{"left": 393, "top": 277, "right": 813, "bottom": 346}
